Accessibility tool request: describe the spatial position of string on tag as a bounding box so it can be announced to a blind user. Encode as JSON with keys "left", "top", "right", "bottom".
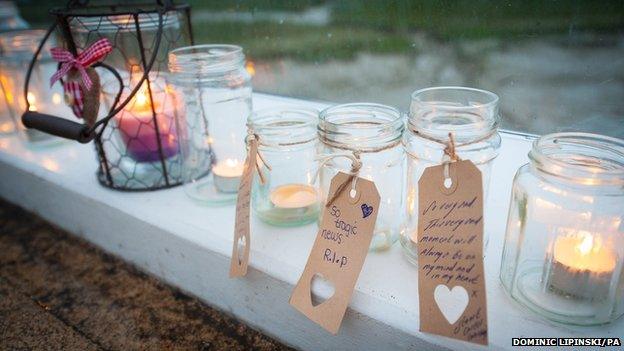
{"left": 316, "top": 135, "right": 401, "bottom": 207}
{"left": 408, "top": 128, "right": 497, "bottom": 187}
{"left": 442, "top": 132, "right": 459, "bottom": 186}
{"left": 312, "top": 151, "right": 362, "bottom": 207}
{"left": 245, "top": 130, "right": 272, "bottom": 184}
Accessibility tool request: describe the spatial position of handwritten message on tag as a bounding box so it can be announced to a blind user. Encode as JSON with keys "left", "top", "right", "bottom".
{"left": 229, "top": 139, "right": 258, "bottom": 278}
{"left": 290, "top": 172, "right": 380, "bottom": 334}
{"left": 417, "top": 160, "right": 488, "bottom": 345}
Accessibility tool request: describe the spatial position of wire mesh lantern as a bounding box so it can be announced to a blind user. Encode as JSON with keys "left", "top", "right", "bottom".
{"left": 22, "top": 0, "right": 194, "bottom": 190}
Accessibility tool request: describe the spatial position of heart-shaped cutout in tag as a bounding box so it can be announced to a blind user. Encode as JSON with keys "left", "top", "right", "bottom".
{"left": 361, "top": 203, "right": 373, "bottom": 218}
{"left": 434, "top": 285, "right": 469, "bottom": 325}
{"left": 236, "top": 236, "right": 246, "bottom": 265}
{"left": 310, "top": 273, "right": 335, "bottom": 307}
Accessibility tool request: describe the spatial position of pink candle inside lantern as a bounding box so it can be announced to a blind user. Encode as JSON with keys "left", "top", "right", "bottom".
{"left": 116, "top": 82, "right": 179, "bottom": 163}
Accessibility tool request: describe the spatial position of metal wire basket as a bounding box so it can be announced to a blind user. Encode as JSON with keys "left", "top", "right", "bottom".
{"left": 22, "top": 0, "right": 194, "bottom": 191}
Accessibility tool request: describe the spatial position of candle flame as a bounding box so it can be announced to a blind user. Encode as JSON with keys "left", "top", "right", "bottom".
{"left": 576, "top": 233, "right": 594, "bottom": 256}
{"left": 135, "top": 87, "right": 149, "bottom": 108}
{"left": 225, "top": 158, "right": 240, "bottom": 167}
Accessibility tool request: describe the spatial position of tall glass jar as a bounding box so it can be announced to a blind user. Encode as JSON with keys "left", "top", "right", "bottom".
{"left": 318, "top": 103, "right": 405, "bottom": 251}
{"left": 168, "top": 44, "right": 252, "bottom": 205}
{"left": 0, "top": 30, "right": 70, "bottom": 142}
{"left": 250, "top": 107, "right": 320, "bottom": 226}
{"left": 500, "top": 133, "right": 624, "bottom": 325}
{"left": 401, "top": 87, "right": 501, "bottom": 264}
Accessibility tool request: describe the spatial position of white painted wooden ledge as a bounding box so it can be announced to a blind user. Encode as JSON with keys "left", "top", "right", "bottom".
{"left": 0, "top": 93, "right": 621, "bottom": 350}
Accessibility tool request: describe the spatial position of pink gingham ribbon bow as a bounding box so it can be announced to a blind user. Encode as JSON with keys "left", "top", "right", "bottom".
{"left": 49, "top": 38, "right": 113, "bottom": 91}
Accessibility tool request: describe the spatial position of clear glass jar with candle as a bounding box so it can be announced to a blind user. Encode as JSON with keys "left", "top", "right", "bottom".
{"left": 400, "top": 87, "right": 501, "bottom": 264}
{"left": 249, "top": 107, "right": 320, "bottom": 226}
{"left": 0, "top": 30, "right": 71, "bottom": 142}
{"left": 500, "top": 132, "right": 624, "bottom": 326}
{"left": 318, "top": 103, "right": 405, "bottom": 251}
{"left": 168, "top": 45, "right": 252, "bottom": 205}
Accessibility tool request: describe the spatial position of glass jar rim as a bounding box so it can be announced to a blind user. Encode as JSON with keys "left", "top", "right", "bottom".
{"left": 318, "top": 102, "right": 404, "bottom": 151}
{"left": 249, "top": 106, "right": 319, "bottom": 147}
{"left": 529, "top": 132, "right": 624, "bottom": 186}
{"left": 168, "top": 44, "right": 244, "bottom": 74}
{"left": 409, "top": 86, "right": 500, "bottom": 142}
{"left": 411, "top": 86, "right": 499, "bottom": 110}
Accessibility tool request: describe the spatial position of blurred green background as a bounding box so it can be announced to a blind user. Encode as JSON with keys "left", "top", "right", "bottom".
{"left": 15, "top": 0, "right": 624, "bottom": 61}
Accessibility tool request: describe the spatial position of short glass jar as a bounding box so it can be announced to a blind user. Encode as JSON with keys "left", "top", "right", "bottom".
{"left": 500, "top": 132, "right": 624, "bottom": 325}
{"left": 318, "top": 103, "right": 405, "bottom": 251}
{"left": 0, "top": 30, "right": 71, "bottom": 142}
{"left": 400, "top": 87, "right": 501, "bottom": 264}
{"left": 168, "top": 44, "right": 252, "bottom": 205}
{"left": 249, "top": 107, "right": 320, "bottom": 226}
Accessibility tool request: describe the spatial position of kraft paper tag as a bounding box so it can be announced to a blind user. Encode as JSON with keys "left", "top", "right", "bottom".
{"left": 417, "top": 160, "right": 488, "bottom": 345}
{"left": 290, "top": 172, "right": 380, "bottom": 334}
{"left": 229, "top": 138, "right": 258, "bottom": 278}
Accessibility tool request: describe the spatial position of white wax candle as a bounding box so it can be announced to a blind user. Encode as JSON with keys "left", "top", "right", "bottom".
{"left": 270, "top": 184, "right": 318, "bottom": 209}
{"left": 548, "top": 232, "right": 617, "bottom": 299}
{"left": 213, "top": 158, "right": 244, "bottom": 193}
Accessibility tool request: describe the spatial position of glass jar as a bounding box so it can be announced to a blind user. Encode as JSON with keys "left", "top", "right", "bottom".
{"left": 500, "top": 133, "right": 624, "bottom": 325}
{"left": 0, "top": 30, "right": 71, "bottom": 143}
{"left": 318, "top": 103, "right": 405, "bottom": 251}
{"left": 249, "top": 107, "right": 320, "bottom": 226}
{"left": 168, "top": 44, "right": 252, "bottom": 205}
{"left": 400, "top": 87, "right": 501, "bottom": 264}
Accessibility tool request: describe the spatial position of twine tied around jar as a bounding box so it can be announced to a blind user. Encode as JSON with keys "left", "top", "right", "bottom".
{"left": 245, "top": 130, "right": 271, "bottom": 185}
{"left": 410, "top": 128, "right": 497, "bottom": 187}
{"left": 314, "top": 151, "right": 362, "bottom": 207}
{"left": 442, "top": 132, "right": 459, "bottom": 183}
{"left": 316, "top": 136, "right": 402, "bottom": 207}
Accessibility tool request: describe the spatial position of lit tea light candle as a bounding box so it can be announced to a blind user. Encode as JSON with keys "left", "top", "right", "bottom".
{"left": 547, "top": 231, "right": 617, "bottom": 299}
{"left": 270, "top": 184, "right": 318, "bottom": 209}
{"left": 212, "top": 158, "right": 244, "bottom": 193}
{"left": 116, "top": 81, "right": 179, "bottom": 163}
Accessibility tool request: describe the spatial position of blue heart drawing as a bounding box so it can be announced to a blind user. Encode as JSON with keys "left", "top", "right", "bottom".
{"left": 361, "top": 203, "right": 373, "bottom": 218}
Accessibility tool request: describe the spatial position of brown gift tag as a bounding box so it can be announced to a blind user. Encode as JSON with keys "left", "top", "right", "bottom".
{"left": 290, "top": 172, "right": 380, "bottom": 334}
{"left": 417, "top": 160, "right": 488, "bottom": 345}
{"left": 229, "top": 137, "right": 258, "bottom": 278}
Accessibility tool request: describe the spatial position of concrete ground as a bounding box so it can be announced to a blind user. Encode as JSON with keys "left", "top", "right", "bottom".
{"left": 0, "top": 200, "right": 293, "bottom": 351}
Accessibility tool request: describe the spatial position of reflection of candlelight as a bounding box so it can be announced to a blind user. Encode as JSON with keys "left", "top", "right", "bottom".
{"left": 547, "top": 230, "right": 617, "bottom": 299}
{"left": 245, "top": 60, "right": 256, "bottom": 77}
{"left": 116, "top": 79, "right": 179, "bottom": 163}
{"left": 27, "top": 91, "right": 37, "bottom": 111}
{"left": 52, "top": 92, "right": 62, "bottom": 105}
{"left": 212, "top": 158, "right": 244, "bottom": 193}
